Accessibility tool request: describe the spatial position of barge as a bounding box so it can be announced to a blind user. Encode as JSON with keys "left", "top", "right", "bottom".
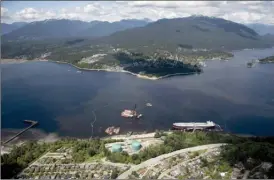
{"left": 121, "top": 104, "right": 142, "bottom": 119}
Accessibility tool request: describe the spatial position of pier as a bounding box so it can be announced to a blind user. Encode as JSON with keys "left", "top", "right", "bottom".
{"left": 2, "top": 120, "right": 38, "bottom": 145}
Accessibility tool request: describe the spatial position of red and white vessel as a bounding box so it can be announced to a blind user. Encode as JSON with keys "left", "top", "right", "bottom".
{"left": 121, "top": 104, "right": 143, "bottom": 119}
{"left": 105, "top": 126, "right": 120, "bottom": 135}
{"left": 121, "top": 110, "right": 137, "bottom": 117}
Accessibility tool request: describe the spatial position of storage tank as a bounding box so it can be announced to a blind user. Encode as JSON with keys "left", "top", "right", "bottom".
{"left": 111, "top": 144, "right": 122, "bottom": 152}
{"left": 131, "top": 141, "right": 142, "bottom": 151}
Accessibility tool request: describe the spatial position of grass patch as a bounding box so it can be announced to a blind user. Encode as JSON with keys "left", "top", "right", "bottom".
{"left": 85, "top": 153, "right": 104, "bottom": 162}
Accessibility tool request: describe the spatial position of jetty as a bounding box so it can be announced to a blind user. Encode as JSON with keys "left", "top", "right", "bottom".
{"left": 2, "top": 120, "right": 38, "bottom": 145}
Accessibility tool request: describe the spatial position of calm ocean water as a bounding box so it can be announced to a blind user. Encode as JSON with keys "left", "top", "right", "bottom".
{"left": 1, "top": 48, "right": 274, "bottom": 138}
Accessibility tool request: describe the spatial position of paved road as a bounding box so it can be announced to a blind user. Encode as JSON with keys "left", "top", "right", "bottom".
{"left": 118, "top": 143, "right": 227, "bottom": 179}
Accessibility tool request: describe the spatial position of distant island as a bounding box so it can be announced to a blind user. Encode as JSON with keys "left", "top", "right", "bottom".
{"left": 259, "top": 55, "right": 274, "bottom": 63}
{"left": 2, "top": 44, "right": 234, "bottom": 80}
{"left": 71, "top": 48, "right": 233, "bottom": 79}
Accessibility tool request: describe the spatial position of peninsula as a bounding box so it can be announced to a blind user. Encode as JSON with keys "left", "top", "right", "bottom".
{"left": 259, "top": 55, "right": 274, "bottom": 63}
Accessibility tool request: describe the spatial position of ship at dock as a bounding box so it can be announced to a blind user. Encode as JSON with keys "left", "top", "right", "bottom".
{"left": 172, "top": 121, "right": 222, "bottom": 132}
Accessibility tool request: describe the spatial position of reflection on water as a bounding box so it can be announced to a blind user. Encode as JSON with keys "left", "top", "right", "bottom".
{"left": 1, "top": 48, "right": 274, "bottom": 138}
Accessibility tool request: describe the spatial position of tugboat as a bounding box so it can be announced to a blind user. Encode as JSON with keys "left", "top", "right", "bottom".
{"left": 121, "top": 104, "right": 143, "bottom": 119}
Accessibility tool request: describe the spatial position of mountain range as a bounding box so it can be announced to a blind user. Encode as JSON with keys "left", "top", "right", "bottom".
{"left": 92, "top": 16, "right": 273, "bottom": 50}
{"left": 1, "top": 19, "right": 150, "bottom": 40}
{"left": 2, "top": 16, "right": 274, "bottom": 62}
{"left": 2, "top": 17, "right": 273, "bottom": 50}
{"left": 246, "top": 23, "right": 274, "bottom": 35}
{"left": 1, "top": 22, "right": 28, "bottom": 35}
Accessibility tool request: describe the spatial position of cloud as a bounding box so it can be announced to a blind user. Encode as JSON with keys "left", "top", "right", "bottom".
{"left": 13, "top": 8, "right": 56, "bottom": 21}
{"left": 1, "top": 7, "right": 8, "bottom": 16}
{"left": 2, "top": 1, "right": 274, "bottom": 25}
{"left": 1, "top": 7, "right": 11, "bottom": 20}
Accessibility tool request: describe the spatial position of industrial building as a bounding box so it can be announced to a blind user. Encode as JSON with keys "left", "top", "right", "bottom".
{"left": 131, "top": 141, "right": 142, "bottom": 151}
{"left": 105, "top": 138, "right": 163, "bottom": 155}
{"left": 111, "top": 144, "right": 123, "bottom": 153}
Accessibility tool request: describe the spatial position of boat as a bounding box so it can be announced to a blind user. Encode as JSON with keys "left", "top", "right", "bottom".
{"left": 146, "top": 103, "right": 152, "bottom": 107}
{"left": 105, "top": 126, "right": 120, "bottom": 135}
{"left": 113, "top": 127, "right": 120, "bottom": 134}
{"left": 247, "top": 60, "right": 256, "bottom": 68}
{"left": 172, "top": 121, "right": 222, "bottom": 131}
{"left": 121, "top": 110, "right": 137, "bottom": 118}
{"left": 121, "top": 104, "right": 142, "bottom": 119}
{"left": 247, "top": 62, "right": 255, "bottom": 68}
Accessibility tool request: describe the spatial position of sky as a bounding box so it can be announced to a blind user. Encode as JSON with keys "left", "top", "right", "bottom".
{"left": 1, "top": 1, "right": 274, "bottom": 25}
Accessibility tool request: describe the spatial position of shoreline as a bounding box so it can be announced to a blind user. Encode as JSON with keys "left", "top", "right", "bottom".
{"left": 50, "top": 60, "right": 198, "bottom": 80}
{"left": 1, "top": 59, "right": 198, "bottom": 80}
{"left": 2, "top": 127, "right": 272, "bottom": 143}
{"left": 1, "top": 59, "right": 49, "bottom": 64}
{"left": 1, "top": 128, "right": 273, "bottom": 155}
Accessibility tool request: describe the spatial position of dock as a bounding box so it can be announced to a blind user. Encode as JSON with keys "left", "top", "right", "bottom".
{"left": 2, "top": 120, "right": 38, "bottom": 145}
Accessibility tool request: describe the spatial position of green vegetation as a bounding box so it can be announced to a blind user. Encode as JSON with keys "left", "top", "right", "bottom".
{"left": 2, "top": 132, "right": 274, "bottom": 179}
{"left": 1, "top": 37, "right": 234, "bottom": 78}
{"left": 189, "top": 151, "right": 200, "bottom": 159}
{"left": 131, "top": 171, "right": 139, "bottom": 178}
{"left": 106, "top": 132, "right": 244, "bottom": 164}
{"left": 111, "top": 168, "right": 119, "bottom": 179}
{"left": 202, "top": 156, "right": 232, "bottom": 179}
{"left": 113, "top": 51, "right": 202, "bottom": 77}
{"left": 1, "top": 141, "right": 48, "bottom": 179}
{"left": 154, "top": 130, "right": 168, "bottom": 138}
{"left": 220, "top": 142, "right": 274, "bottom": 178}
{"left": 1, "top": 138, "right": 123, "bottom": 179}
{"left": 106, "top": 131, "right": 274, "bottom": 177}
{"left": 2, "top": 16, "right": 274, "bottom": 79}
{"left": 94, "top": 16, "right": 273, "bottom": 50}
